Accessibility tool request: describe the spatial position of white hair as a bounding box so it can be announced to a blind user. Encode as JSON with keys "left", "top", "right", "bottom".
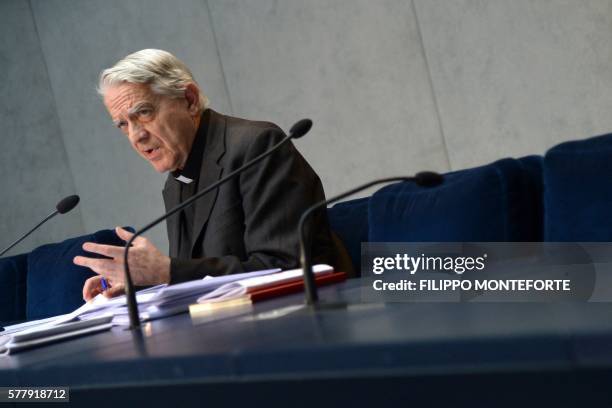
{"left": 97, "top": 49, "right": 209, "bottom": 111}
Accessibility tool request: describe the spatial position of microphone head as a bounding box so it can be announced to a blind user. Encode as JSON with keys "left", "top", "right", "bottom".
{"left": 414, "top": 172, "right": 444, "bottom": 188}
{"left": 289, "top": 119, "right": 313, "bottom": 139}
{"left": 56, "top": 195, "right": 80, "bottom": 214}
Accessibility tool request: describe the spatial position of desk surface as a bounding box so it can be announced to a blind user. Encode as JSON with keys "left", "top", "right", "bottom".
{"left": 2, "top": 279, "right": 612, "bottom": 404}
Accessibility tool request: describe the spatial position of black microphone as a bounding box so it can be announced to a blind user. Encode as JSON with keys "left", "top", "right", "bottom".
{"left": 0, "top": 195, "right": 80, "bottom": 257}
{"left": 56, "top": 195, "right": 80, "bottom": 214}
{"left": 122, "top": 119, "right": 313, "bottom": 329}
{"left": 298, "top": 172, "right": 444, "bottom": 305}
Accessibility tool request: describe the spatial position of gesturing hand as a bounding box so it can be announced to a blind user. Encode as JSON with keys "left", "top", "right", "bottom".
{"left": 74, "top": 227, "right": 170, "bottom": 296}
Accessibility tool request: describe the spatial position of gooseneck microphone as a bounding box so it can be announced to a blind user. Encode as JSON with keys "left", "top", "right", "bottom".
{"left": 0, "top": 195, "right": 80, "bottom": 257}
{"left": 298, "top": 172, "right": 444, "bottom": 305}
{"left": 123, "top": 119, "right": 313, "bottom": 329}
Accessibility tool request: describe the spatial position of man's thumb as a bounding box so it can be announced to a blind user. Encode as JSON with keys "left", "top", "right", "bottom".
{"left": 115, "top": 226, "right": 134, "bottom": 242}
{"left": 104, "top": 284, "right": 125, "bottom": 299}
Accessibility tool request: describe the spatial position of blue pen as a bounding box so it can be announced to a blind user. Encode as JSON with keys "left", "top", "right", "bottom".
{"left": 101, "top": 278, "right": 109, "bottom": 291}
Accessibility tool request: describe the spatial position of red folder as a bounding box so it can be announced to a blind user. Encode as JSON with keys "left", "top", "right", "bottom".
{"left": 248, "top": 271, "right": 348, "bottom": 302}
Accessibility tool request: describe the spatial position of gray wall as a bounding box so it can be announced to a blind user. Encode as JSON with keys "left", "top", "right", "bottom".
{"left": 0, "top": 0, "right": 84, "bottom": 253}
{"left": 2, "top": 0, "right": 612, "bottom": 254}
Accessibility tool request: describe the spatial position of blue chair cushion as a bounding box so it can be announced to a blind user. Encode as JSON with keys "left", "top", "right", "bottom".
{"left": 328, "top": 197, "right": 369, "bottom": 275}
{"left": 0, "top": 253, "right": 28, "bottom": 325}
{"left": 369, "top": 157, "right": 543, "bottom": 242}
{"left": 544, "top": 132, "right": 612, "bottom": 241}
{"left": 26, "top": 228, "right": 132, "bottom": 320}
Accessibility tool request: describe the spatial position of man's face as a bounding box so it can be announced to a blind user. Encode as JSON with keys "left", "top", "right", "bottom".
{"left": 104, "top": 82, "right": 199, "bottom": 173}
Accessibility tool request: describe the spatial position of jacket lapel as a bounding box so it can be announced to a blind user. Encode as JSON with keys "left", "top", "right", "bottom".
{"left": 162, "top": 175, "right": 181, "bottom": 258}
{"left": 190, "top": 110, "right": 226, "bottom": 255}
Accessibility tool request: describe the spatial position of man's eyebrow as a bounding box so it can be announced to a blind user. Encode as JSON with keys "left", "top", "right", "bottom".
{"left": 127, "top": 101, "right": 154, "bottom": 117}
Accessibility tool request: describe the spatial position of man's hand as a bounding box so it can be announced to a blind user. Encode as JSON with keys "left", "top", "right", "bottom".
{"left": 74, "top": 227, "right": 170, "bottom": 298}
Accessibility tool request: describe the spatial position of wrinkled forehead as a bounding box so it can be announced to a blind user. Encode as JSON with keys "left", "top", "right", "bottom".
{"left": 103, "top": 82, "right": 156, "bottom": 117}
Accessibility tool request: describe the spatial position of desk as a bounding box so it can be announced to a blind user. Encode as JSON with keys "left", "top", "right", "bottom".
{"left": 1, "top": 279, "right": 612, "bottom": 407}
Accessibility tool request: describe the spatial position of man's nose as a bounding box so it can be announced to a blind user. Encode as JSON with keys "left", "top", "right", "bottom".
{"left": 128, "top": 122, "right": 148, "bottom": 144}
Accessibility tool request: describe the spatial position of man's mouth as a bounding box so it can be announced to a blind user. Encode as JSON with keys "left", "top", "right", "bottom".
{"left": 143, "top": 147, "right": 161, "bottom": 160}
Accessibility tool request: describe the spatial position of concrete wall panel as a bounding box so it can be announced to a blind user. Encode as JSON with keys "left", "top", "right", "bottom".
{"left": 0, "top": 0, "right": 84, "bottom": 254}
{"left": 415, "top": 0, "right": 612, "bottom": 169}
{"left": 208, "top": 0, "right": 450, "bottom": 197}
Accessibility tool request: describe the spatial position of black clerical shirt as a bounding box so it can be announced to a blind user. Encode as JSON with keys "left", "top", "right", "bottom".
{"left": 171, "top": 110, "right": 209, "bottom": 260}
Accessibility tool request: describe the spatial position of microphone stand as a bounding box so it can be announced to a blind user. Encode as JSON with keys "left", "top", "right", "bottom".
{"left": 298, "top": 172, "right": 443, "bottom": 305}
{"left": 0, "top": 211, "right": 59, "bottom": 257}
{"left": 0, "top": 195, "right": 80, "bottom": 257}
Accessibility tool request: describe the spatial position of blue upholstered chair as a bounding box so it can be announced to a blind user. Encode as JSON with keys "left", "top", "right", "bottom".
{"left": 544, "top": 132, "right": 612, "bottom": 241}
{"left": 368, "top": 156, "right": 543, "bottom": 243}
{"left": 327, "top": 131, "right": 612, "bottom": 276}
{"left": 0, "top": 228, "right": 131, "bottom": 326}
{"left": 328, "top": 156, "right": 544, "bottom": 276}
{"left": 0, "top": 254, "right": 28, "bottom": 325}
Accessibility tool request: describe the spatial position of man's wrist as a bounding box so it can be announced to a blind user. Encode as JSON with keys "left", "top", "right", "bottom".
{"left": 160, "top": 256, "right": 171, "bottom": 284}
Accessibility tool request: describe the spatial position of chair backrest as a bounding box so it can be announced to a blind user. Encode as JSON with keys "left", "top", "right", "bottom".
{"left": 0, "top": 253, "right": 28, "bottom": 326}
{"left": 328, "top": 156, "right": 545, "bottom": 277}
{"left": 26, "top": 228, "right": 132, "bottom": 320}
{"left": 368, "top": 157, "right": 544, "bottom": 243}
{"left": 544, "top": 132, "right": 612, "bottom": 241}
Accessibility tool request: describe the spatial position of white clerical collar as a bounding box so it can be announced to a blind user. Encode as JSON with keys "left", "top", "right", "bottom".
{"left": 175, "top": 175, "right": 194, "bottom": 184}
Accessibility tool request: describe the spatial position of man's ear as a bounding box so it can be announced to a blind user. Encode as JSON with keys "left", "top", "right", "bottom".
{"left": 184, "top": 83, "right": 200, "bottom": 115}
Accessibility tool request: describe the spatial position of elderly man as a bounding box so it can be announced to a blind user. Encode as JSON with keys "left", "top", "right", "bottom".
{"left": 74, "top": 49, "right": 339, "bottom": 300}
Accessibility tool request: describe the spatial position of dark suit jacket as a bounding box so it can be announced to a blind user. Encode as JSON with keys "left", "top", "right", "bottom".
{"left": 163, "top": 109, "right": 338, "bottom": 283}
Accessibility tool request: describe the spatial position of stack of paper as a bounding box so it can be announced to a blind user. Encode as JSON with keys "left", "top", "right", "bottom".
{"left": 1, "top": 267, "right": 281, "bottom": 339}
{"left": 78, "top": 268, "right": 282, "bottom": 325}
{"left": 1, "top": 265, "right": 345, "bottom": 354}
